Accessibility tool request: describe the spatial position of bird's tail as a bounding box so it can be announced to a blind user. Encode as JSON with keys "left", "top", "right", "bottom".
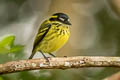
{"left": 29, "top": 50, "right": 36, "bottom": 59}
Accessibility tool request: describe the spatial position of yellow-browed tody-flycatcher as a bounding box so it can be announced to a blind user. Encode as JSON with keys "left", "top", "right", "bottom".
{"left": 29, "top": 13, "right": 71, "bottom": 61}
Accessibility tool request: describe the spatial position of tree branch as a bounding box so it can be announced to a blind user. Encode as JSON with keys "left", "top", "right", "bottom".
{"left": 0, "top": 56, "right": 120, "bottom": 75}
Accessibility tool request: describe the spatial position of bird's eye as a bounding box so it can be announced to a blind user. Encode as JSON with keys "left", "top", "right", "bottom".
{"left": 59, "top": 17, "right": 65, "bottom": 22}
{"left": 67, "top": 19, "right": 70, "bottom": 22}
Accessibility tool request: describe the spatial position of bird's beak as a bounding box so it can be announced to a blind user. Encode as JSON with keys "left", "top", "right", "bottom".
{"left": 66, "top": 21, "right": 72, "bottom": 25}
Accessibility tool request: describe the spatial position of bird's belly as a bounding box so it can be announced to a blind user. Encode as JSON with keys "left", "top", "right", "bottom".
{"left": 39, "top": 34, "right": 69, "bottom": 53}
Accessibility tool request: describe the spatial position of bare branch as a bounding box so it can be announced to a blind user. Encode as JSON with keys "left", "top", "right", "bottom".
{"left": 0, "top": 56, "right": 120, "bottom": 75}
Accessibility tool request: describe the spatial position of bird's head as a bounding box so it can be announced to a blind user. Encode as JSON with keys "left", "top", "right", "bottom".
{"left": 49, "top": 13, "right": 71, "bottom": 25}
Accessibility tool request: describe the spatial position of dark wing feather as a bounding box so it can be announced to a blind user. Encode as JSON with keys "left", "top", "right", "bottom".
{"left": 32, "top": 21, "right": 51, "bottom": 52}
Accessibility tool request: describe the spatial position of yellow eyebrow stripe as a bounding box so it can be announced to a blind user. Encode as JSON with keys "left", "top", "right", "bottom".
{"left": 51, "top": 15, "right": 58, "bottom": 18}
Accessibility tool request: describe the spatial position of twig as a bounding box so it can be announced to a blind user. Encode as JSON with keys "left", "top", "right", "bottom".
{"left": 0, "top": 56, "right": 120, "bottom": 75}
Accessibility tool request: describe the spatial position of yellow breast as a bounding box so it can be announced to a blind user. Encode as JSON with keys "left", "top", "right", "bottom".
{"left": 38, "top": 25, "right": 70, "bottom": 53}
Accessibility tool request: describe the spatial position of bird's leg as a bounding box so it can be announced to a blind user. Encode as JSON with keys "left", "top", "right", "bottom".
{"left": 49, "top": 53, "right": 56, "bottom": 57}
{"left": 40, "top": 51, "right": 49, "bottom": 62}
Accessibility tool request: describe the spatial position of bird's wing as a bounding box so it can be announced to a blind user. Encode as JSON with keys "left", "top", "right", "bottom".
{"left": 32, "top": 20, "right": 51, "bottom": 51}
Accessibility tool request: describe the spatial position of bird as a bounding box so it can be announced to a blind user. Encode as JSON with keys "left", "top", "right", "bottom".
{"left": 29, "top": 13, "right": 71, "bottom": 62}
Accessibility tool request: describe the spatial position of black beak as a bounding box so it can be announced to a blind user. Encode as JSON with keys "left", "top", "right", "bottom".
{"left": 66, "top": 21, "right": 72, "bottom": 25}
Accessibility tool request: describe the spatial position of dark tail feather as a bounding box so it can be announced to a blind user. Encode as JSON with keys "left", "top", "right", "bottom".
{"left": 29, "top": 50, "right": 36, "bottom": 59}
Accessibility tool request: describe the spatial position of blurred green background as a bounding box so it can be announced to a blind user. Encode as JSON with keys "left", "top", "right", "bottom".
{"left": 0, "top": 0, "right": 120, "bottom": 80}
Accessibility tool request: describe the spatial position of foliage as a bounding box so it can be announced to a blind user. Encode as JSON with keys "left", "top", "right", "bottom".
{"left": 0, "top": 77, "right": 3, "bottom": 80}
{"left": 0, "top": 35, "right": 24, "bottom": 54}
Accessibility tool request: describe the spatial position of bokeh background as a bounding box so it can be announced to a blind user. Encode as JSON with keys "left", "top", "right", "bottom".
{"left": 0, "top": 0, "right": 120, "bottom": 80}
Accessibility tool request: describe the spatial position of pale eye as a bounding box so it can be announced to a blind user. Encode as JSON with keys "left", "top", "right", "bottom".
{"left": 59, "top": 17, "right": 64, "bottom": 21}
{"left": 68, "top": 19, "right": 70, "bottom": 22}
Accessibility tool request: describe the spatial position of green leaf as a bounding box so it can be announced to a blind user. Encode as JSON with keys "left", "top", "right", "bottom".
{"left": 0, "top": 47, "right": 10, "bottom": 54}
{"left": 10, "top": 45, "right": 24, "bottom": 53}
{"left": 0, "top": 34, "right": 24, "bottom": 54}
{"left": 0, "top": 34, "right": 15, "bottom": 48}
{"left": 0, "top": 35, "right": 15, "bottom": 54}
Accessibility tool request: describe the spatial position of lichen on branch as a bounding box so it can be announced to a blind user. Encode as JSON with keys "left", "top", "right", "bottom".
{"left": 0, "top": 56, "right": 120, "bottom": 75}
